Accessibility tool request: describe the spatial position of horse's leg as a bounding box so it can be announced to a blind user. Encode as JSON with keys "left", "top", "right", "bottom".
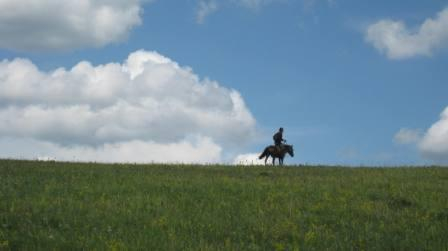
{"left": 272, "top": 157, "right": 275, "bottom": 166}
{"left": 265, "top": 155, "right": 268, "bottom": 165}
{"left": 280, "top": 157, "right": 283, "bottom": 166}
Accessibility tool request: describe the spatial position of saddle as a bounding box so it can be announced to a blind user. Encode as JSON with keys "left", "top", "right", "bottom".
{"left": 275, "top": 144, "right": 284, "bottom": 152}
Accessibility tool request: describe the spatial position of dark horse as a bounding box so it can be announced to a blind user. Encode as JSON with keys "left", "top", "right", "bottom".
{"left": 258, "top": 144, "right": 294, "bottom": 166}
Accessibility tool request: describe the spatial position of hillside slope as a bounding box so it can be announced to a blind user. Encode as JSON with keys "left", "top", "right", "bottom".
{"left": 1, "top": 160, "right": 447, "bottom": 250}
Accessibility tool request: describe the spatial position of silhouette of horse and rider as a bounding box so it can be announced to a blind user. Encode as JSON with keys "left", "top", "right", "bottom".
{"left": 259, "top": 127, "right": 294, "bottom": 166}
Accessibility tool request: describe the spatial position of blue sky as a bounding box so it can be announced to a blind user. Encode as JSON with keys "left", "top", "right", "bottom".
{"left": 0, "top": 0, "right": 447, "bottom": 165}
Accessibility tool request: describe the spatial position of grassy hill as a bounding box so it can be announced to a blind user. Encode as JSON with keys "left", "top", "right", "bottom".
{"left": 1, "top": 160, "right": 447, "bottom": 250}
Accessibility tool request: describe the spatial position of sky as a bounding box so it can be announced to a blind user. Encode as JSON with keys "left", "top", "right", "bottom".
{"left": 0, "top": 0, "right": 447, "bottom": 165}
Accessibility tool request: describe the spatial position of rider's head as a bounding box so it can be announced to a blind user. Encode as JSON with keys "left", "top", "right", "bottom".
{"left": 279, "top": 127, "right": 283, "bottom": 132}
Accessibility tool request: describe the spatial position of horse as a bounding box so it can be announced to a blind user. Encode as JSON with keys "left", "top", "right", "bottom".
{"left": 258, "top": 144, "right": 294, "bottom": 166}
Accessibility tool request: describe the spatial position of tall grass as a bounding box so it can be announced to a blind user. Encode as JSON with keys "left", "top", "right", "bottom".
{"left": 1, "top": 160, "right": 447, "bottom": 250}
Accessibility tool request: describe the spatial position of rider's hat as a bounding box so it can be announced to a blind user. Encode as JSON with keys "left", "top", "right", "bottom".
{"left": 279, "top": 127, "right": 283, "bottom": 132}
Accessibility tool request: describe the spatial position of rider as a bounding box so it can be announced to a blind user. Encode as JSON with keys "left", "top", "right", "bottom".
{"left": 273, "top": 127, "right": 286, "bottom": 151}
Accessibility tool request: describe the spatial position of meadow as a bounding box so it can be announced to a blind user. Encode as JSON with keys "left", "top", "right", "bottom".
{"left": 1, "top": 159, "right": 447, "bottom": 250}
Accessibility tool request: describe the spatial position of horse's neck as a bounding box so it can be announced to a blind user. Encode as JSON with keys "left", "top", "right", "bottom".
{"left": 282, "top": 147, "right": 290, "bottom": 156}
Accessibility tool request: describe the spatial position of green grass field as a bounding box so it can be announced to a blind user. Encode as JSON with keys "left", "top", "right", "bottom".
{"left": 1, "top": 160, "right": 447, "bottom": 250}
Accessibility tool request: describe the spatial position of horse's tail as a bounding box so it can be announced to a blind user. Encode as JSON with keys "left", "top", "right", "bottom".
{"left": 259, "top": 147, "right": 269, "bottom": 159}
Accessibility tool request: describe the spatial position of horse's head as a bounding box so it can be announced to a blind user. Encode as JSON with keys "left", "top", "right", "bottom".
{"left": 286, "top": 144, "right": 294, "bottom": 157}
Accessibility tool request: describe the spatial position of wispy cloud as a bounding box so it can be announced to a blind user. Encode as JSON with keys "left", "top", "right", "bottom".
{"left": 394, "top": 128, "right": 422, "bottom": 145}
{"left": 196, "top": 0, "right": 287, "bottom": 23}
{"left": 235, "top": 0, "right": 274, "bottom": 10}
{"left": 196, "top": 0, "right": 219, "bottom": 24}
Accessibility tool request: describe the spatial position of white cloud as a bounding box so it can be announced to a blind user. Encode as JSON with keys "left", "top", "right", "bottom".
{"left": 419, "top": 107, "right": 448, "bottom": 163}
{"left": 233, "top": 153, "right": 265, "bottom": 165}
{"left": 395, "top": 107, "right": 448, "bottom": 164}
{"left": 0, "top": 50, "right": 256, "bottom": 163}
{"left": 197, "top": 0, "right": 219, "bottom": 24}
{"left": 365, "top": 7, "right": 448, "bottom": 59}
{"left": 394, "top": 128, "right": 422, "bottom": 145}
{"left": 0, "top": 0, "right": 147, "bottom": 51}
{"left": 0, "top": 137, "right": 221, "bottom": 163}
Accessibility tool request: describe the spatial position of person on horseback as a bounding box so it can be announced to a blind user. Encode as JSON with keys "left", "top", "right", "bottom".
{"left": 259, "top": 127, "right": 293, "bottom": 166}
{"left": 273, "top": 127, "right": 286, "bottom": 151}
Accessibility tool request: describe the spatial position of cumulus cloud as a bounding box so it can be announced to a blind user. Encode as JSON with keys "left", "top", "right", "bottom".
{"left": 395, "top": 107, "right": 448, "bottom": 163}
{"left": 197, "top": 0, "right": 219, "bottom": 24}
{"left": 394, "top": 128, "right": 422, "bottom": 145}
{"left": 0, "top": 50, "right": 256, "bottom": 163}
{"left": 365, "top": 7, "right": 448, "bottom": 59}
{"left": 0, "top": 137, "right": 221, "bottom": 163}
{"left": 0, "top": 0, "right": 146, "bottom": 51}
{"left": 419, "top": 107, "right": 448, "bottom": 163}
{"left": 233, "top": 153, "right": 265, "bottom": 165}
